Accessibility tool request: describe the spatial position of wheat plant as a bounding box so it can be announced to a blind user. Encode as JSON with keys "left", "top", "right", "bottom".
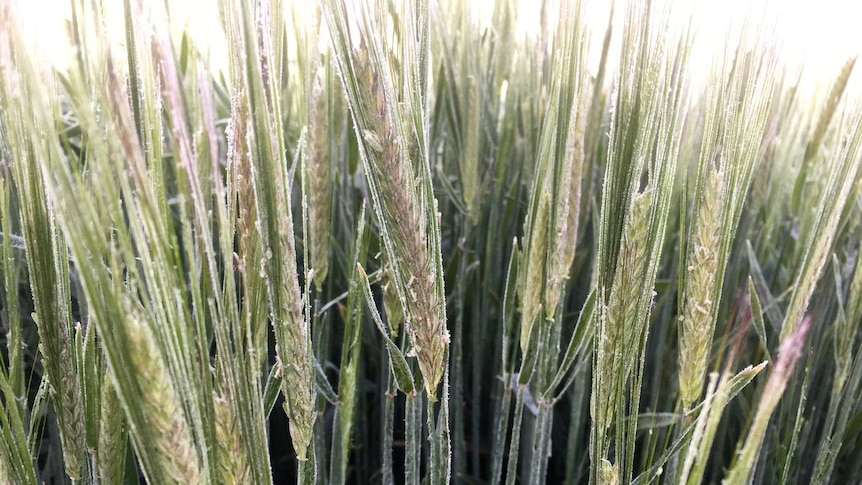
{"left": 0, "top": 0, "right": 861, "bottom": 484}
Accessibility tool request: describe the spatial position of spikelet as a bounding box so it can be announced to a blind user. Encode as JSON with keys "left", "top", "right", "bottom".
{"left": 34, "top": 314, "right": 84, "bottom": 480}
{"left": 353, "top": 44, "right": 447, "bottom": 399}
{"left": 228, "top": 89, "right": 268, "bottom": 368}
{"left": 849, "top": 246, "right": 862, "bottom": 322}
{"left": 216, "top": 92, "right": 266, "bottom": 472}
{"left": 804, "top": 57, "right": 856, "bottom": 164}
{"left": 235, "top": 17, "right": 318, "bottom": 459}
{"left": 678, "top": 167, "right": 724, "bottom": 409}
{"left": 307, "top": 67, "right": 331, "bottom": 290}
{"left": 213, "top": 372, "right": 251, "bottom": 484}
{"left": 273, "top": 231, "right": 316, "bottom": 460}
{"left": 97, "top": 377, "right": 126, "bottom": 484}
{"left": 125, "top": 313, "right": 201, "bottom": 484}
{"left": 545, "top": 93, "right": 587, "bottom": 320}
{"left": 593, "top": 191, "right": 651, "bottom": 430}
{"left": 544, "top": 193, "right": 571, "bottom": 321}
{"left": 273, "top": 180, "right": 316, "bottom": 461}
{"left": 520, "top": 192, "right": 550, "bottom": 351}
{"left": 229, "top": 89, "right": 253, "bottom": 282}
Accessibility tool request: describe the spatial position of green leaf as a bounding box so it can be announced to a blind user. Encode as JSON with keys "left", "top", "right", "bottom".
{"left": 632, "top": 362, "right": 767, "bottom": 485}
{"left": 357, "top": 263, "right": 415, "bottom": 396}
{"left": 263, "top": 365, "right": 282, "bottom": 418}
{"left": 746, "top": 241, "right": 784, "bottom": 329}
{"left": 748, "top": 277, "right": 771, "bottom": 362}
{"left": 501, "top": 239, "right": 520, "bottom": 374}
{"left": 517, "top": 314, "right": 542, "bottom": 386}
{"left": 633, "top": 412, "right": 681, "bottom": 431}
{"left": 544, "top": 288, "right": 596, "bottom": 400}
{"left": 313, "top": 357, "right": 338, "bottom": 405}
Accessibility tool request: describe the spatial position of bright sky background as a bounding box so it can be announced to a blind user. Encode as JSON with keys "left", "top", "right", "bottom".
{"left": 10, "top": 0, "right": 862, "bottom": 98}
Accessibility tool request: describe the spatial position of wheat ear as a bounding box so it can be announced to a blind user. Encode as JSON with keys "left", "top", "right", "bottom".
{"left": 678, "top": 167, "right": 725, "bottom": 409}
{"left": 126, "top": 313, "right": 201, "bottom": 484}
{"left": 354, "top": 45, "right": 447, "bottom": 398}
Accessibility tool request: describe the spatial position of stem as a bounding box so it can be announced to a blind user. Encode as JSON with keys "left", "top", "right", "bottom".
{"left": 452, "top": 244, "right": 467, "bottom": 478}
{"left": 405, "top": 393, "right": 422, "bottom": 485}
{"left": 312, "top": 295, "right": 329, "bottom": 485}
{"left": 298, "top": 445, "right": 317, "bottom": 485}
{"left": 529, "top": 405, "right": 553, "bottom": 484}
{"left": 382, "top": 363, "right": 395, "bottom": 485}
{"left": 564, "top": 365, "right": 589, "bottom": 483}
{"left": 428, "top": 398, "right": 440, "bottom": 485}
{"left": 505, "top": 386, "right": 526, "bottom": 485}
{"left": 527, "top": 306, "right": 562, "bottom": 483}
{"left": 490, "top": 379, "right": 513, "bottom": 484}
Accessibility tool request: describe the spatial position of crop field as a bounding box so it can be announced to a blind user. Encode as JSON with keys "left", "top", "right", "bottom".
{"left": 0, "top": 0, "right": 860, "bottom": 483}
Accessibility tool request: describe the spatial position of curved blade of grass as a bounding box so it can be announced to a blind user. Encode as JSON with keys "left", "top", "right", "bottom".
{"left": 748, "top": 277, "right": 771, "bottom": 361}
{"left": 358, "top": 263, "right": 415, "bottom": 396}
{"left": 543, "top": 288, "right": 596, "bottom": 400}
{"left": 633, "top": 361, "right": 768, "bottom": 485}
